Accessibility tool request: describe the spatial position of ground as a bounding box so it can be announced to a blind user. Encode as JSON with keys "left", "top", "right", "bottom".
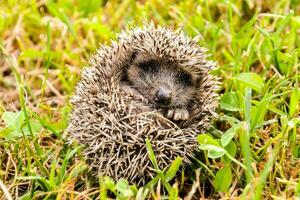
{"left": 0, "top": 0, "right": 300, "bottom": 199}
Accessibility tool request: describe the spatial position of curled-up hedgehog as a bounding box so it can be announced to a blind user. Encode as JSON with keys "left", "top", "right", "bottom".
{"left": 67, "top": 24, "right": 219, "bottom": 185}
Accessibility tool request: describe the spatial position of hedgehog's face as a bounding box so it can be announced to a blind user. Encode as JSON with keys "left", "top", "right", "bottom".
{"left": 124, "top": 55, "right": 199, "bottom": 121}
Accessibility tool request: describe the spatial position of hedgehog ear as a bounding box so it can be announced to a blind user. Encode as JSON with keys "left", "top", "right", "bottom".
{"left": 120, "top": 51, "right": 137, "bottom": 82}
{"left": 195, "top": 76, "right": 203, "bottom": 88}
{"left": 130, "top": 51, "right": 138, "bottom": 63}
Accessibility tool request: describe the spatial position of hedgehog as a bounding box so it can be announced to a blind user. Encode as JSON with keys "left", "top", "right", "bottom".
{"left": 67, "top": 24, "right": 219, "bottom": 185}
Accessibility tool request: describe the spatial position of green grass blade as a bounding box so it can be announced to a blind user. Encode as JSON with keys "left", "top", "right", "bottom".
{"left": 165, "top": 156, "right": 183, "bottom": 182}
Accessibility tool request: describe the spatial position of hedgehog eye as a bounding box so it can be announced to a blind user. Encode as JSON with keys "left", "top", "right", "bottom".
{"left": 137, "top": 59, "right": 160, "bottom": 74}
{"left": 177, "top": 71, "right": 193, "bottom": 86}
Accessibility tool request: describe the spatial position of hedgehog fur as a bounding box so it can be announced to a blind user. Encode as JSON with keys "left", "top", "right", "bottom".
{"left": 67, "top": 24, "right": 219, "bottom": 185}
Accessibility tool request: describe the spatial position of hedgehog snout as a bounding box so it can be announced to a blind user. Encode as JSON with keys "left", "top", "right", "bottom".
{"left": 155, "top": 87, "right": 171, "bottom": 105}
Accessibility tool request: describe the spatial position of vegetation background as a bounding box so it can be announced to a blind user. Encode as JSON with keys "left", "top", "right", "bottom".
{"left": 0, "top": 0, "right": 300, "bottom": 199}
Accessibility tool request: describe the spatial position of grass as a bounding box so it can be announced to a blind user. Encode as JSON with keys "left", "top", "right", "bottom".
{"left": 0, "top": 0, "right": 300, "bottom": 199}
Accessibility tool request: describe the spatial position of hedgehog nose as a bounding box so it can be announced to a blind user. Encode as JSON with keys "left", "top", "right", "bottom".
{"left": 156, "top": 87, "right": 171, "bottom": 105}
